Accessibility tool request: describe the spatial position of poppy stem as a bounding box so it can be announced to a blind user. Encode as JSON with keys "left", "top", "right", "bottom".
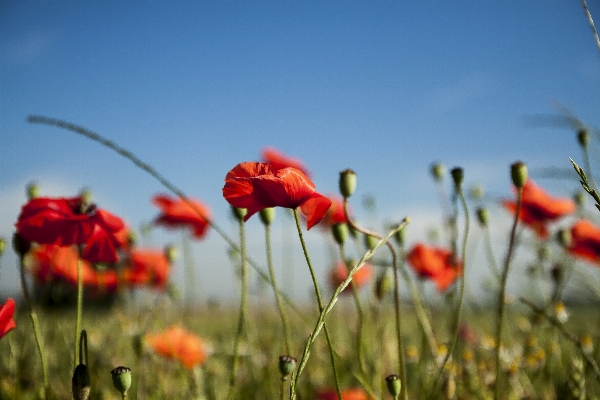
{"left": 265, "top": 224, "right": 292, "bottom": 355}
{"left": 342, "top": 200, "right": 408, "bottom": 400}
{"left": 292, "top": 208, "right": 343, "bottom": 400}
{"left": 429, "top": 188, "right": 470, "bottom": 397}
{"left": 75, "top": 255, "right": 84, "bottom": 368}
{"left": 494, "top": 187, "right": 523, "bottom": 400}
{"left": 227, "top": 217, "right": 248, "bottom": 400}
{"left": 18, "top": 256, "right": 50, "bottom": 400}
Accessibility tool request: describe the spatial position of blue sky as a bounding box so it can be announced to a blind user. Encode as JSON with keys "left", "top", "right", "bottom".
{"left": 2, "top": 2, "right": 600, "bottom": 301}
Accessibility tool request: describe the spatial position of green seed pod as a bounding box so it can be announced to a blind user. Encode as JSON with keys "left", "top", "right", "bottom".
{"left": 476, "top": 207, "right": 490, "bottom": 227}
{"left": 278, "top": 355, "right": 297, "bottom": 379}
{"left": 72, "top": 364, "right": 91, "bottom": 400}
{"left": 450, "top": 167, "right": 464, "bottom": 189}
{"left": 430, "top": 163, "right": 446, "bottom": 182}
{"left": 510, "top": 161, "right": 528, "bottom": 189}
{"left": 385, "top": 374, "right": 401, "bottom": 398}
{"left": 26, "top": 182, "right": 39, "bottom": 200}
{"left": 111, "top": 366, "right": 132, "bottom": 396}
{"left": 331, "top": 223, "right": 348, "bottom": 245}
{"left": 259, "top": 207, "right": 275, "bottom": 226}
{"left": 339, "top": 169, "right": 357, "bottom": 198}
{"left": 231, "top": 206, "right": 247, "bottom": 221}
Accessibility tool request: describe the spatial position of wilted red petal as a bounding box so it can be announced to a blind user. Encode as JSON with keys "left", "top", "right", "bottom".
{"left": 0, "top": 298, "right": 16, "bottom": 339}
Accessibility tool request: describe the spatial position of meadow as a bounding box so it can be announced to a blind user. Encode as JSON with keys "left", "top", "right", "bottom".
{"left": 0, "top": 114, "right": 600, "bottom": 400}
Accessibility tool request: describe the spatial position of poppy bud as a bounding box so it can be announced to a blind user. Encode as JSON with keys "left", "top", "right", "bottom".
{"left": 556, "top": 229, "right": 572, "bottom": 248}
{"left": 375, "top": 273, "right": 393, "bottom": 301}
{"left": 469, "top": 184, "right": 485, "bottom": 201}
{"left": 72, "top": 364, "right": 91, "bottom": 400}
{"left": 348, "top": 222, "right": 359, "bottom": 238}
{"left": 259, "top": 207, "right": 275, "bottom": 226}
{"left": 537, "top": 245, "right": 550, "bottom": 261}
{"left": 0, "top": 237, "right": 5, "bottom": 258}
{"left": 164, "top": 245, "right": 178, "bottom": 263}
{"left": 339, "top": 169, "right": 357, "bottom": 198}
{"left": 393, "top": 226, "right": 406, "bottom": 246}
{"left": 111, "top": 366, "right": 132, "bottom": 397}
{"left": 231, "top": 206, "right": 247, "bottom": 221}
{"left": 79, "top": 188, "right": 93, "bottom": 207}
{"left": 26, "top": 182, "right": 39, "bottom": 200}
{"left": 430, "top": 162, "right": 446, "bottom": 182}
{"left": 476, "top": 207, "right": 490, "bottom": 227}
{"left": 12, "top": 232, "right": 31, "bottom": 258}
{"left": 450, "top": 167, "right": 464, "bottom": 190}
{"left": 127, "top": 231, "right": 137, "bottom": 247}
{"left": 385, "top": 374, "right": 401, "bottom": 398}
{"left": 551, "top": 264, "right": 563, "bottom": 285}
{"left": 577, "top": 129, "right": 590, "bottom": 148}
{"left": 573, "top": 191, "right": 586, "bottom": 207}
{"left": 364, "top": 234, "right": 378, "bottom": 251}
{"left": 510, "top": 161, "right": 528, "bottom": 189}
{"left": 278, "top": 355, "right": 297, "bottom": 380}
{"left": 331, "top": 223, "right": 348, "bottom": 245}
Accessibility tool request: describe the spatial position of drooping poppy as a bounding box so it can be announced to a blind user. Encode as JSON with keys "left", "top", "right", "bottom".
{"left": 0, "top": 298, "right": 16, "bottom": 339}
{"left": 222, "top": 162, "right": 332, "bottom": 230}
{"left": 316, "top": 388, "right": 371, "bottom": 400}
{"left": 406, "top": 243, "right": 462, "bottom": 292}
{"left": 328, "top": 261, "right": 372, "bottom": 294}
{"left": 123, "top": 248, "right": 171, "bottom": 288}
{"left": 502, "top": 179, "right": 575, "bottom": 239}
{"left": 261, "top": 147, "right": 311, "bottom": 176}
{"left": 15, "top": 196, "right": 125, "bottom": 263}
{"left": 567, "top": 219, "right": 600, "bottom": 265}
{"left": 145, "top": 326, "right": 208, "bottom": 369}
{"left": 152, "top": 194, "right": 211, "bottom": 239}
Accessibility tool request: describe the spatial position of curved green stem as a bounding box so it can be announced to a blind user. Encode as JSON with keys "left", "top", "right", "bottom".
{"left": 227, "top": 218, "right": 248, "bottom": 400}
{"left": 292, "top": 209, "right": 342, "bottom": 400}
{"left": 429, "top": 188, "right": 470, "bottom": 396}
{"left": 18, "top": 256, "right": 50, "bottom": 400}
{"left": 265, "top": 224, "right": 292, "bottom": 354}
{"left": 494, "top": 187, "right": 522, "bottom": 400}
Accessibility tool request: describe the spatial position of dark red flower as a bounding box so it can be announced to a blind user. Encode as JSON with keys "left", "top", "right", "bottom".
{"left": 145, "top": 326, "right": 209, "bottom": 369}
{"left": 0, "top": 298, "right": 16, "bottom": 339}
{"left": 152, "top": 194, "right": 211, "bottom": 239}
{"left": 123, "top": 249, "right": 171, "bottom": 288}
{"left": 328, "top": 261, "right": 372, "bottom": 294}
{"left": 222, "top": 162, "right": 332, "bottom": 230}
{"left": 406, "top": 243, "right": 462, "bottom": 292}
{"left": 261, "top": 147, "right": 311, "bottom": 176}
{"left": 567, "top": 219, "right": 600, "bottom": 265}
{"left": 15, "top": 196, "right": 125, "bottom": 263}
{"left": 502, "top": 179, "right": 575, "bottom": 239}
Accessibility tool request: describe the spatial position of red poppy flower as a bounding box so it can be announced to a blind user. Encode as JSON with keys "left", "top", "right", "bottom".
{"left": 0, "top": 298, "right": 16, "bottom": 339}
{"left": 123, "top": 249, "right": 171, "bottom": 288}
{"left": 222, "top": 162, "right": 332, "bottom": 230}
{"left": 567, "top": 219, "right": 600, "bottom": 265}
{"left": 328, "top": 261, "right": 372, "bottom": 294}
{"left": 406, "top": 243, "right": 462, "bottom": 292}
{"left": 15, "top": 196, "right": 125, "bottom": 263}
{"left": 145, "top": 326, "right": 208, "bottom": 369}
{"left": 316, "top": 388, "right": 371, "bottom": 400}
{"left": 152, "top": 194, "right": 211, "bottom": 239}
{"left": 261, "top": 147, "right": 311, "bottom": 176}
{"left": 502, "top": 179, "right": 575, "bottom": 239}
{"left": 319, "top": 195, "right": 350, "bottom": 229}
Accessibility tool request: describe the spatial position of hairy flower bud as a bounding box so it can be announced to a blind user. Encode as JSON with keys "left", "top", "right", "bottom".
{"left": 331, "top": 223, "right": 348, "bottom": 245}
{"left": 577, "top": 129, "right": 590, "bottom": 148}
{"left": 231, "top": 206, "right": 247, "bottom": 221}
{"left": 364, "top": 233, "right": 378, "bottom": 251}
{"left": 26, "top": 182, "right": 39, "bottom": 200}
{"left": 12, "top": 232, "right": 31, "bottom": 258}
{"left": 451, "top": 167, "right": 464, "bottom": 190}
{"left": 339, "top": 169, "right": 357, "bottom": 198}
{"left": 476, "top": 207, "right": 490, "bottom": 227}
{"left": 259, "top": 207, "right": 275, "bottom": 226}
{"left": 72, "top": 364, "right": 91, "bottom": 400}
{"left": 510, "top": 161, "right": 528, "bottom": 189}
{"left": 430, "top": 162, "right": 446, "bottom": 182}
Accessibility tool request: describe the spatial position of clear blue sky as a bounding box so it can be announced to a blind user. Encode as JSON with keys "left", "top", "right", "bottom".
{"left": 2, "top": 2, "right": 600, "bottom": 301}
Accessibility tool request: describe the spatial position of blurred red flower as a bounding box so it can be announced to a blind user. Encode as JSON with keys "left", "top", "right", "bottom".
{"left": 222, "top": 162, "right": 332, "bottom": 230}
{"left": 316, "top": 388, "right": 370, "bottom": 400}
{"left": 319, "top": 195, "right": 350, "bottom": 229}
{"left": 406, "top": 243, "right": 462, "bottom": 292}
{"left": 15, "top": 196, "right": 125, "bottom": 263}
{"left": 567, "top": 219, "right": 600, "bottom": 265}
{"left": 152, "top": 194, "right": 211, "bottom": 239}
{"left": 261, "top": 147, "right": 310, "bottom": 176}
{"left": 0, "top": 298, "right": 16, "bottom": 339}
{"left": 145, "top": 326, "right": 208, "bottom": 369}
{"left": 123, "top": 249, "right": 171, "bottom": 288}
{"left": 328, "top": 261, "right": 372, "bottom": 294}
{"left": 502, "top": 179, "right": 575, "bottom": 239}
